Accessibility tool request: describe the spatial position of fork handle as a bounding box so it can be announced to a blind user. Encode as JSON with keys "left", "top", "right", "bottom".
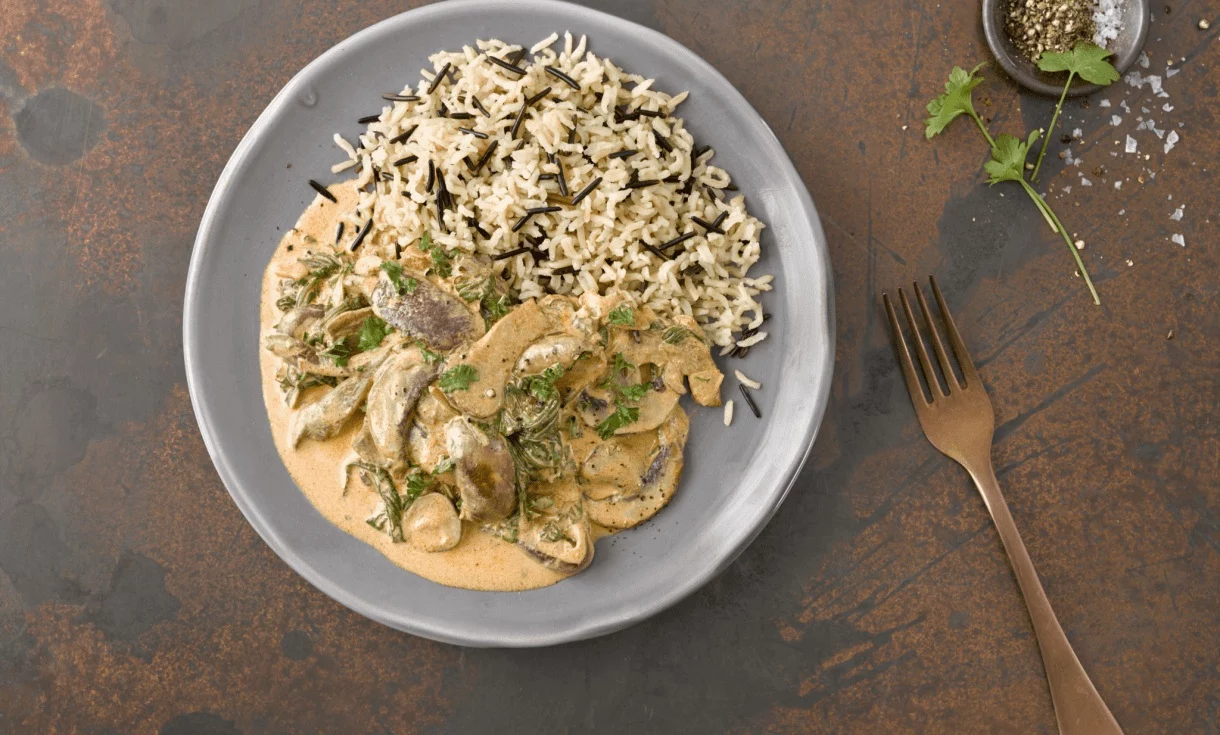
{"left": 967, "top": 460, "right": 1124, "bottom": 735}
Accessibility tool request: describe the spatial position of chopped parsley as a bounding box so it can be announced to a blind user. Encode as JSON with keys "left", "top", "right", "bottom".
{"left": 607, "top": 305, "right": 635, "bottom": 326}
{"left": 415, "top": 340, "right": 444, "bottom": 364}
{"left": 319, "top": 340, "right": 353, "bottom": 367}
{"left": 418, "top": 232, "right": 453, "bottom": 278}
{"left": 662, "top": 325, "right": 701, "bottom": 345}
{"left": 525, "top": 364, "right": 565, "bottom": 402}
{"left": 596, "top": 404, "right": 640, "bottom": 439}
{"left": 380, "top": 261, "right": 417, "bottom": 295}
{"left": 438, "top": 364, "right": 478, "bottom": 392}
{"left": 617, "top": 382, "right": 649, "bottom": 402}
{"left": 355, "top": 315, "right": 391, "bottom": 351}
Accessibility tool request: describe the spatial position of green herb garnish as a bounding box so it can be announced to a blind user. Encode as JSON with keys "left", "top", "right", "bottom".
{"left": 380, "top": 261, "right": 417, "bottom": 295}
{"left": 320, "top": 340, "right": 353, "bottom": 367}
{"left": 438, "top": 364, "right": 478, "bottom": 392}
{"left": 596, "top": 404, "right": 640, "bottom": 439}
{"left": 348, "top": 462, "right": 407, "bottom": 541}
{"left": 1031, "top": 43, "right": 1119, "bottom": 181}
{"left": 661, "top": 325, "right": 701, "bottom": 345}
{"left": 525, "top": 364, "right": 566, "bottom": 402}
{"left": 617, "top": 382, "right": 650, "bottom": 402}
{"left": 355, "top": 315, "right": 391, "bottom": 352}
{"left": 607, "top": 305, "right": 635, "bottom": 326}
{"left": 415, "top": 340, "right": 443, "bottom": 364}
{"left": 925, "top": 64, "right": 1100, "bottom": 305}
{"left": 417, "top": 232, "right": 453, "bottom": 278}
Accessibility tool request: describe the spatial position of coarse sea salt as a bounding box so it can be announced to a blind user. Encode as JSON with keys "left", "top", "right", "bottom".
{"left": 1111, "top": 115, "right": 1123, "bottom": 126}
{"left": 1094, "top": 0, "right": 1124, "bottom": 46}
{"left": 1170, "top": 206, "right": 1184, "bottom": 221}
{"left": 1125, "top": 135, "right": 1138, "bottom": 153}
{"left": 1171, "top": 234, "right": 1186, "bottom": 247}
{"left": 1081, "top": 177, "right": 1093, "bottom": 187}
{"left": 1164, "top": 130, "right": 1179, "bottom": 154}
{"left": 1100, "top": 99, "right": 1112, "bottom": 107}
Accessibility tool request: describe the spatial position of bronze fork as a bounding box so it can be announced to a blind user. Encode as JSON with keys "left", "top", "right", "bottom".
{"left": 883, "top": 277, "right": 1123, "bottom": 735}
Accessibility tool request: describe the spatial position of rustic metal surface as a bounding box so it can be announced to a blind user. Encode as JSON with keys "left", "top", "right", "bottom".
{"left": 0, "top": 0, "right": 1216, "bottom": 732}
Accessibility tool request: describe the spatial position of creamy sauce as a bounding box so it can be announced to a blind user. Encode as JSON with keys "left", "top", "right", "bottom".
{"left": 259, "top": 188, "right": 567, "bottom": 591}
{"left": 259, "top": 184, "right": 719, "bottom": 592}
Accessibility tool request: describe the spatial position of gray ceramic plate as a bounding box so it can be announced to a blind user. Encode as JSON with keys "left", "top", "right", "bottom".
{"left": 184, "top": 0, "right": 833, "bottom": 647}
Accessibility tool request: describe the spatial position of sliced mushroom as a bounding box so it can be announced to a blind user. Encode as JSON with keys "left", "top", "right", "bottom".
{"left": 402, "top": 493, "right": 461, "bottom": 552}
{"left": 607, "top": 314, "right": 723, "bottom": 407}
{"left": 573, "top": 382, "right": 679, "bottom": 435}
{"left": 323, "top": 306, "right": 373, "bottom": 342}
{"left": 274, "top": 303, "right": 324, "bottom": 338}
{"left": 264, "top": 332, "right": 398, "bottom": 379}
{"left": 555, "top": 352, "right": 605, "bottom": 404}
{"left": 445, "top": 418, "right": 517, "bottom": 523}
{"left": 370, "top": 270, "right": 483, "bottom": 351}
{"left": 364, "top": 351, "right": 438, "bottom": 463}
{"left": 444, "top": 299, "right": 552, "bottom": 418}
{"left": 288, "top": 367, "right": 378, "bottom": 448}
{"left": 517, "top": 510, "right": 594, "bottom": 574}
{"left": 406, "top": 386, "right": 460, "bottom": 471}
{"left": 583, "top": 406, "right": 689, "bottom": 529}
{"left": 515, "top": 333, "right": 587, "bottom": 376}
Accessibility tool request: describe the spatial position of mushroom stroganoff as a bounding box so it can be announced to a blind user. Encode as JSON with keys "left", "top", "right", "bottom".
{"left": 261, "top": 182, "right": 724, "bottom": 591}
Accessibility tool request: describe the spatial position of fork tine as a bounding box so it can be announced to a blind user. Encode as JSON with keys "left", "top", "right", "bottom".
{"left": 929, "top": 275, "right": 980, "bottom": 388}
{"left": 913, "top": 282, "right": 960, "bottom": 391}
{"left": 898, "top": 287, "right": 943, "bottom": 398}
{"left": 883, "top": 292, "right": 928, "bottom": 406}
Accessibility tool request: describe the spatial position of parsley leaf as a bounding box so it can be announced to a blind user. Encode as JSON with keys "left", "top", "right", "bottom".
{"left": 525, "top": 364, "right": 566, "bottom": 402}
{"left": 662, "top": 325, "right": 701, "bottom": 345}
{"left": 438, "top": 364, "right": 478, "bottom": 392}
{"left": 320, "top": 340, "right": 353, "bottom": 367}
{"left": 356, "top": 315, "right": 391, "bottom": 352}
{"left": 618, "top": 382, "right": 650, "bottom": 402}
{"left": 415, "top": 340, "right": 443, "bottom": 364}
{"left": 1030, "top": 43, "right": 1118, "bottom": 183}
{"left": 417, "top": 232, "right": 453, "bottom": 278}
{"left": 607, "top": 305, "right": 635, "bottom": 326}
{"left": 925, "top": 63, "right": 987, "bottom": 140}
{"left": 380, "top": 261, "right": 417, "bottom": 295}
{"left": 1037, "top": 42, "right": 1119, "bottom": 85}
{"left": 611, "top": 352, "right": 634, "bottom": 376}
{"left": 984, "top": 130, "right": 1041, "bottom": 185}
{"left": 596, "top": 405, "right": 640, "bottom": 439}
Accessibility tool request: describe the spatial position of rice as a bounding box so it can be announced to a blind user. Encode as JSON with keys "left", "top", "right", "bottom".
{"left": 329, "top": 32, "right": 771, "bottom": 348}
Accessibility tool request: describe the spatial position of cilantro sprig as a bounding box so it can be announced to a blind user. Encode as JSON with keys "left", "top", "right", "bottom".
{"left": 438, "top": 364, "right": 478, "bottom": 392}
{"left": 607, "top": 305, "right": 635, "bottom": 326}
{"left": 594, "top": 352, "right": 650, "bottom": 438}
{"left": 925, "top": 64, "right": 1100, "bottom": 305}
{"left": 380, "top": 261, "right": 417, "bottom": 295}
{"left": 1030, "top": 43, "right": 1119, "bottom": 181}
{"left": 356, "top": 315, "right": 391, "bottom": 352}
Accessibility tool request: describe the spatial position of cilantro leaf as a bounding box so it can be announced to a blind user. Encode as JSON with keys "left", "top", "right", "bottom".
{"left": 356, "top": 315, "right": 390, "bottom": 352}
{"left": 417, "top": 232, "right": 453, "bottom": 278}
{"left": 526, "top": 364, "right": 566, "bottom": 402}
{"left": 380, "top": 261, "right": 417, "bottom": 295}
{"left": 925, "top": 63, "right": 986, "bottom": 139}
{"left": 607, "top": 305, "right": 635, "bottom": 326}
{"left": 617, "top": 383, "right": 650, "bottom": 403}
{"left": 984, "top": 130, "right": 1041, "bottom": 185}
{"left": 438, "top": 364, "right": 478, "bottom": 392}
{"left": 1037, "top": 43, "right": 1119, "bottom": 86}
{"left": 596, "top": 404, "right": 640, "bottom": 439}
{"left": 415, "top": 340, "right": 443, "bottom": 364}
{"left": 611, "top": 352, "right": 634, "bottom": 376}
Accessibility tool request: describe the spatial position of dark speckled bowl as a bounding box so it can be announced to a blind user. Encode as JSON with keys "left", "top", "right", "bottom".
{"left": 982, "top": 0, "right": 1150, "bottom": 96}
{"left": 183, "top": 0, "right": 834, "bottom": 647}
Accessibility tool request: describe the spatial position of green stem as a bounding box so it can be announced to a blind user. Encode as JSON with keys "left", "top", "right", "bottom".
{"left": 969, "top": 110, "right": 997, "bottom": 150}
{"left": 1028, "top": 191, "right": 1058, "bottom": 232}
{"left": 1031, "top": 71, "right": 1074, "bottom": 183}
{"left": 1019, "top": 180, "right": 1100, "bottom": 304}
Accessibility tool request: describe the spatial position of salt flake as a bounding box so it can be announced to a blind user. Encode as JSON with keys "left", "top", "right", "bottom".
{"left": 1170, "top": 206, "right": 1184, "bottom": 221}
{"left": 1171, "top": 234, "right": 1186, "bottom": 247}
{"left": 1111, "top": 115, "right": 1123, "bottom": 126}
{"left": 1165, "top": 130, "right": 1179, "bottom": 154}
{"left": 1125, "top": 135, "right": 1138, "bottom": 153}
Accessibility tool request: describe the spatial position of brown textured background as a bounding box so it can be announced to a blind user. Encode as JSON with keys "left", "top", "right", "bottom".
{"left": 1, "top": 0, "right": 1217, "bottom": 733}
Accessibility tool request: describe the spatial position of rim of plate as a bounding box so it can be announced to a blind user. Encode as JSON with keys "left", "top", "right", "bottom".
{"left": 183, "top": 0, "right": 834, "bottom": 647}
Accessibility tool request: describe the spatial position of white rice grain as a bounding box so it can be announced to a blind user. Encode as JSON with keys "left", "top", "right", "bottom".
{"left": 723, "top": 400, "right": 734, "bottom": 426}
{"left": 329, "top": 35, "right": 771, "bottom": 348}
{"left": 734, "top": 369, "right": 761, "bottom": 390}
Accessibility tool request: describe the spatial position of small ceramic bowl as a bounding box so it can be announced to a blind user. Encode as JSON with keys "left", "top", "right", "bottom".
{"left": 982, "top": 0, "right": 1150, "bottom": 96}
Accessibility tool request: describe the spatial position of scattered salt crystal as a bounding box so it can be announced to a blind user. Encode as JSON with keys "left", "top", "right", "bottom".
{"left": 1114, "top": 181, "right": 1123, "bottom": 189}
{"left": 1142, "top": 107, "right": 1151, "bottom": 113}
{"left": 1170, "top": 206, "right": 1184, "bottom": 221}
{"left": 1139, "top": 52, "right": 1151, "bottom": 68}
{"left": 1163, "top": 103, "right": 1174, "bottom": 112}
{"left": 1063, "top": 185, "right": 1073, "bottom": 193}
{"left": 1100, "top": 99, "right": 1112, "bottom": 107}
{"left": 1121, "top": 100, "right": 1131, "bottom": 112}
{"left": 1119, "top": 209, "right": 1126, "bottom": 215}
{"left": 1168, "top": 194, "right": 1173, "bottom": 200}
{"left": 1073, "top": 127, "right": 1083, "bottom": 137}
{"left": 1125, "top": 135, "right": 1138, "bottom": 153}
{"left": 1165, "top": 130, "right": 1179, "bottom": 153}
{"left": 1081, "top": 177, "right": 1093, "bottom": 186}
{"left": 1171, "top": 234, "right": 1186, "bottom": 247}
{"left": 1167, "top": 68, "right": 1180, "bottom": 77}
{"left": 1126, "top": 259, "right": 1134, "bottom": 267}
{"left": 1094, "top": 0, "right": 1125, "bottom": 45}
{"left": 1111, "top": 115, "right": 1123, "bottom": 126}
